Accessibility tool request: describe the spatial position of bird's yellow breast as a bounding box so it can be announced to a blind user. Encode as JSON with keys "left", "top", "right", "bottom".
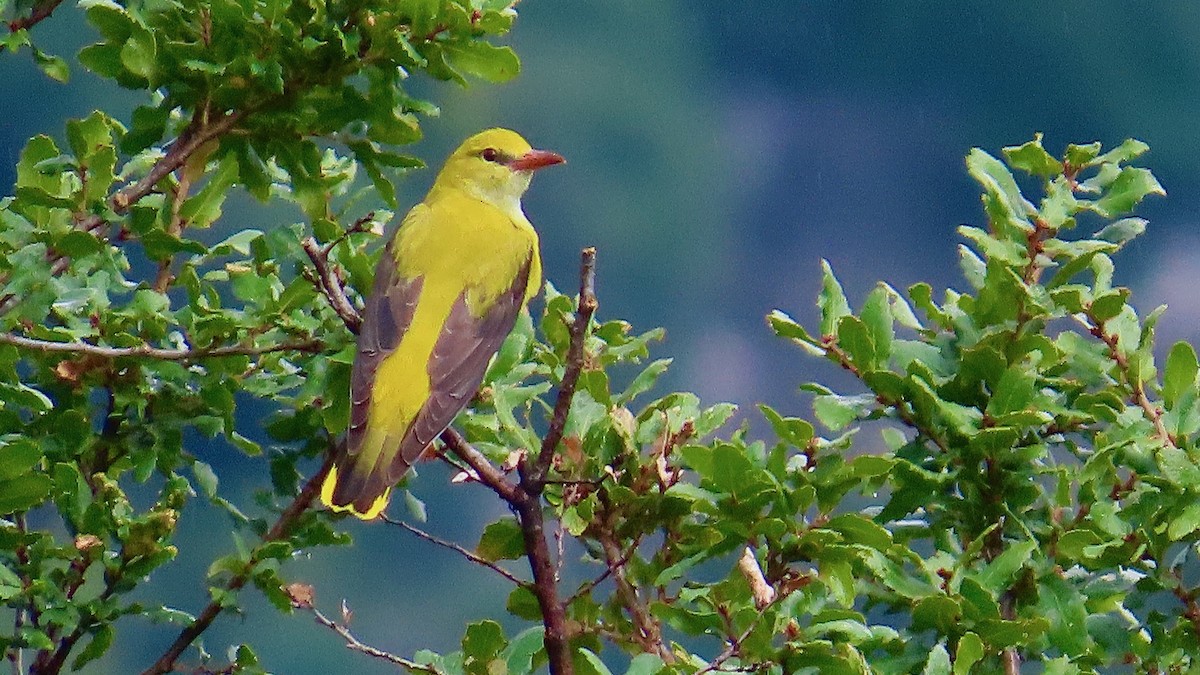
{"left": 366, "top": 190, "right": 541, "bottom": 435}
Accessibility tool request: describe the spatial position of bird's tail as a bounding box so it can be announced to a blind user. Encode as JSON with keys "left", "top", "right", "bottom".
{"left": 319, "top": 445, "right": 393, "bottom": 520}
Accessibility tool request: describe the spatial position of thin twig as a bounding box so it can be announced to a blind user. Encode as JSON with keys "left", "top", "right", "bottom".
{"left": 379, "top": 514, "right": 527, "bottom": 587}
{"left": 301, "top": 237, "right": 363, "bottom": 332}
{"left": 140, "top": 453, "right": 334, "bottom": 675}
{"left": 306, "top": 604, "right": 442, "bottom": 674}
{"left": 0, "top": 332, "right": 323, "bottom": 361}
{"left": 527, "top": 247, "right": 597, "bottom": 492}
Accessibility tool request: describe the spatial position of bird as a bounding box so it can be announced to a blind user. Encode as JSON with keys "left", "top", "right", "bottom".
{"left": 320, "top": 128, "right": 564, "bottom": 519}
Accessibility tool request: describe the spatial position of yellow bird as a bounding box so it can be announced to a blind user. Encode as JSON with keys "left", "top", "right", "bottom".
{"left": 320, "top": 128, "right": 564, "bottom": 519}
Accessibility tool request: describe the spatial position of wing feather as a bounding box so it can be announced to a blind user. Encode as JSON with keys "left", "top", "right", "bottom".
{"left": 387, "top": 256, "right": 533, "bottom": 478}
{"left": 347, "top": 240, "right": 423, "bottom": 455}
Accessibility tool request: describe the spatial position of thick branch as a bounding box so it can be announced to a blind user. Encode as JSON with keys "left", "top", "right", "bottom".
{"left": 301, "top": 237, "right": 363, "bottom": 332}
{"left": 140, "top": 454, "right": 333, "bottom": 675}
{"left": 527, "top": 247, "right": 597, "bottom": 492}
{"left": 512, "top": 495, "right": 573, "bottom": 675}
{"left": 0, "top": 332, "right": 322, "bottom": 361}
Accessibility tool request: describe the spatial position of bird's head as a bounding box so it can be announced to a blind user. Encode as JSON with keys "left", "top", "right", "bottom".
{"left": 434, "top": 128, "right": 565, "bottom": 210}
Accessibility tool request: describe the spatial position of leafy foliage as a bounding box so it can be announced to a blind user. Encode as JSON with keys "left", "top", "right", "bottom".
{"left": 1, "top": 2, "right": 1197, "bottom": 674}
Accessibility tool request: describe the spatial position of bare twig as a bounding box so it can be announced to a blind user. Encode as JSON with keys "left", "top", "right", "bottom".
{"left": 379, "top": 514, "right": 527, "bottom": 587}
{"left": 140, "top": 453, "right": 334, "bottom": 675}
{"left": 304, "top": 602, "right": 442, "bottom": 674}
{"left": 0, "top": 332, "right": 323, "bottom": 361}
{"left": 7, "top": 0, "right": 63, "bottom": 31}
{"left": 301, "top": 237, "right": 363, "bottom": 332}
{"left": 526, "top": 247, "right": 597, "bottom": 492}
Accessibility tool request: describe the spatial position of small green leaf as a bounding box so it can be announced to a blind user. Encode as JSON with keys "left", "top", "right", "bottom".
{"left": 192, "top": 461, "right": 219, "bottom": 499}
{"left": 477, "top": 518, "right": 525, "bottom": 562}
{"left": 1163, "top": 341, "right": 1198, "bottom": 411}
{"left": 1090, "top": 166, "right": 1165, "bottom": 218}
{"left": 976, "top": 539, "right": 1036, "bottom": 593}
{"left": 71, "top": 624, "right": 114, "bottom": 670}
{"left": 463, "top": 620, "right": 506, "bottom": 675}
{"left": 445, "top": 41, "right": 520, "bottom": 83}
{"left": 953, "top": 633, "right": 984, "bottom": 675}
{"left": 817, "top": 259, "right": 851, "bottom": 336}
{"left": 0, "top": 473, "right": 51, "bottom": 512}
{"left": 577, "top": 648, "right": 614, "bottom": 675}
{"left": 1002, "top": 133, "right": 1061, "bottom": 178}
{"left": 0, "top": 436, "right": 42, "bottom": 480}
{"left": 32, "top": 47, "right": 70, "bottom": 83}
{"left": 922, "top": 643, "right": 952, "bottom": 675}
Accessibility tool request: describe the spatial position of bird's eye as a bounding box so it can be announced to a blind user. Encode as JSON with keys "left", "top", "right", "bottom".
{"left": 481, "top": 147, "right": 499, "bottom": 162}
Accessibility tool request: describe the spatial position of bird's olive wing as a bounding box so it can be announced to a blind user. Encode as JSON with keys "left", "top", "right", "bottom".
{"left": 347, "top": 240, "right": 423, "bottom": 457}
{"left": 388, "top": 256, "right": 533, "bottom": 479}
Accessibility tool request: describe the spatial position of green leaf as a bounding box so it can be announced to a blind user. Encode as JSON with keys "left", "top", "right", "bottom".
{"left": 119, "top": 24, "right": 157, "bottom": 81}
{"left": 71, "top": 624, "right": 114, "bottom": 670}
{"left": 577, "top": 648, "right": 614, "bottom": 675}
{"left": 1095, "top": 217, "right": 1146, "bottom": 247}
{"left": 976, "top": 539, "right": 1036, "bottom": 593}
{"left": 1090, "top": 166, "right": 1165, "bottom": 218}
{"left": 616, "top": 358, "right": 671, "bottom": 404}
{"left": 477, "top": 518, "right": 525, "bottom": 561}
{"left": 32, "top": 47, "right": 70, "bottom": 83}
{"left": 817, "top": 259, "right": 851, "bottom": 336}
{"left": 1002, "top": 134, "right": 1061, "bottom": 178}
{"left": 1095, "top": 138, "right": 1150, "bottom": 165}
{"left": 0, "top": 436, "right": 42, "bottom": 481}
{"left": 1167, "top": 502, "right": 1200, "bottom": 541}
{"left": 1163, "top": 341, "right": 1198, "bottom": 411}
{"left": 953, "top": 633, "right": 984, "bottom": 675}
{"left": 445, "top": 41, "right": 521, "bottom": 83}
{"left": 502, "top": 627, "right": 544, "bottom": 674}
{"left": 921, "top": 643, "right": 951, "bottom": 675}
{"left": 463, "top": 620, "right": 506, "bottom": 675}
{"left": 836, "top": 315, "right": 875, "bottom": 370}
{"left": 1039, "top": 574, "right": 1089, "bottom": 657}
{"left": 624, "top": 653, "right": 665, "bottom": 675}
{"left": 0, "top": 473, "right": 51, "bottom": 512}
{"left": 192, "top": 461, "right": 219, "bottom": 499}
{"left": 986, "top": 365, "right": 1036, "bottom": 416}
{"left": 758, "top": 404, "right": 814, "bottom": 447}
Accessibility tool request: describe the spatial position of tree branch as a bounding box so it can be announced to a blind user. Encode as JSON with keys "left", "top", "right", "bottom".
{"left": 301, "top": 236, "right": 363, "bottom": 333}
{"left": 526, "top": 247, "right": 597, "bottom": 493}
{"left": 140, "top": 453, "right": 334, "bottom": 675}
{"left": 0, "top": 332, "right": 323, "bottom": 361}
{"left": 296, "top": 597, "right": 443, "bottom": 674}
{"left": 380, "top": 514, "right": 527, "bottom": 587}
{"left": 7, "top": 0, "right": 63, "bottom": 32}
{"left": 1079, "top": 312, "right": 1174, "bottom": 448}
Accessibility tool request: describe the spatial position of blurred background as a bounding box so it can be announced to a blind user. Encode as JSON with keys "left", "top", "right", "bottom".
{"left": 4, "top": 2, "right": 1200, "bottom": 672}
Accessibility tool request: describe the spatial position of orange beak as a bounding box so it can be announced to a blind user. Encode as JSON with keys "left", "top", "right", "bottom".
{"left": 509, "top": 149, "right": 565, "bottom": 172}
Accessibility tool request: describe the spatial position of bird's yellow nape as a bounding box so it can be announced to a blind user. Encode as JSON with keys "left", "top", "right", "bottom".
{"left": 320, "top": 463, "right": 391, "bottom": 520}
